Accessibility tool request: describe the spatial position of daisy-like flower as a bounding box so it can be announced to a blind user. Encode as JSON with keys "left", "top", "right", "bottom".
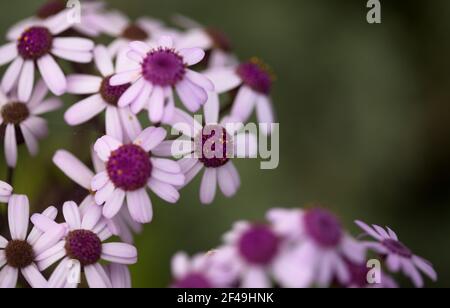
{"left": 65, "top": 45, "right": 142, "bottom": 142}
{"left": 53, "top": 149, "right": 142, "bottom": 243}
{"left": 32, "top": 201, "right": 138, "bottom": 288}
{"left": 163, "top": 102, "right": 258, "bottom": 205}
{"left": 0, "top": 181, "right": 13, "bottom": 204}
{"left": 267, "top": 208, "right": 366, "bottom": 288}
{"left": 173, "top": 14, "right": 237, "bottom": 68}
{"left": 205, "top": 58, "right": 276, "bottom": 135}
{"left": 355, "top": 220, "right": 437, "bottom": 288}
{"left": 0, "top": 9, "right": 94, "bottom": 100}
{"left": 220, "top": 222, "right": 282, "bottom": 288}
{"left": 0, "top": 83, "right": 62, "bottom": 167}
{"left": 86, "top": 10, "right": 166, "bottom": 57}
{"left": 0, "top": 195, "right": 65, "bottom": 288}
{"left": 91, "top": 127, "right": 185, "bottom": 223}
{"left": 171, "top": 250, "right": 238, "bottom": 288}
{"left": 111, "top": 36, "right": 214, "bottom": 123}
{"left": 7, "top": 0, "right": 108, "bottom": 39}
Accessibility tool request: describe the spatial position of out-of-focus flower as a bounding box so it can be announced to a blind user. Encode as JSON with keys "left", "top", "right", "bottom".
{"left": 171, "top": 250, "right": 238, "bottom": 288}
{"left": 0, "top": 9, "right": 94, "bottom": 99}
{"left": 205, "top": 58, "right": 276, "bottom": 135}
{"left": 91, "top": 127, "right": 185, "bottom": 223}
{"left": 162, "top": 102, "right": 258, "bottom": 205}
{"left": 111, "top": 36, "right": 214, "bottom": 123}
{"left": 267, "top": 208, "right": 366, "bottom": 288}
{"left": 341, "top": 259, "right": 398, "bottom": 289}
{"left": 0, "top": 195, "right": 65, "bottom": 288}
{"left": 32, "top": 201, "right": 138, "bottom": 288}
{"left": 221, "top": 222, "right": 282, "bottom": 288}
{"left": 53, "top": 149, "right": 142, "bottom": 244}
{"left": 0, "top": 83, "right": 62, "bottom": 167}
{"left": 65, "top": 45, "right": 142, "bottom": 142}
{"left": 7, "top": 0, "right": 108, "bottom": 39}
{"left": 355, "top": 220, "right": 437, "bottom": 288}
{"left": 0, "top": 181, "right": 13, "bottom": 203}
{"left": 173, "top": 14, "right": 237, "bottom": 69}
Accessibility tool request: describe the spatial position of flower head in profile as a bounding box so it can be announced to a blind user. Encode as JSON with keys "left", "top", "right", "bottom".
{"left": 0, "top": 83, "right": 62, "bottom": 167}
{"left": 0, "top": 181, "right": 13, "bottom": 204}
{"left": 171, "top": 250, "right": 238, "bottom": 288}
{"left": 356, "top": 220, "right": 437, "bottom": 288}
{"left": 163, "top": 102, "right": 257, "bottom": 205}
{"left": 267, "top": 207, "right": 366, "bottom": 288}
{"left": 111, "top": 36, "right": 214, "bottom": 123}
{"left": 205, "top": 58, "right": 276, "bottom": 135}
{"left": 32, "top": 201, "right": 137, "bottom": 288}
{"left": 0, "top": 195, "right": 65, "bottom": 288}
{"left": 91, "top": 127, "right": 185, "bottom": 223}
{"left": 0, "top": 10, "right": 94, "bottom": 99}
{"left": 220, "top": 222, "right": 282, "bottom": 288}
{"left": 65, "top": 45, "right": 142, "bottom": 142}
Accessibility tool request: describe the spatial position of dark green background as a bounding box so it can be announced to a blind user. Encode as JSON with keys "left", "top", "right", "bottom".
{"left": 1, "top": 0, "right": 450, "bottom": 288}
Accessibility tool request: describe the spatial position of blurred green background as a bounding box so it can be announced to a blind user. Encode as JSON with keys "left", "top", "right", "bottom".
{"left": 1, "top": 0, "right": 450, "bottom": 288}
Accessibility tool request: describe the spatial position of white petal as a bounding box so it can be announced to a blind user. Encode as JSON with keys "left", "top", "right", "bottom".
{"left": 37, "top": 55, "right": 67, "bottom": 96}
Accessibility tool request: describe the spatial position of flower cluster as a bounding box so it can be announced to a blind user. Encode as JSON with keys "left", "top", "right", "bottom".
{"left": 0, "top": 0, "right": 275, "bottom": 288}
{"left": 170, "top": 207, "right": 437, "bottom": 288}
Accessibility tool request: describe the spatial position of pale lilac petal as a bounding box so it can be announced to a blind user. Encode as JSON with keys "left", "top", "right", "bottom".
{"left": 179, "top": 48, "right": 205, "bottom": 66}
{"left": 35, "top": 241, "right": 66, "bottom": 270}
{"left": 103, "top": 189, "right": 126, "bottom": 219}
{"left": 85, "top": 263, "right": 112, "bottom": 288}
{"left": 372, "top": 225, "right": 390, "bottom": 239}
{"left": 118, "top": 78, "right": 145, "bottom": 108}
{"left": 179, "top": 158, "right": 200, "bottom": 173}
{"left": 355, "top": 220, "right": 383, "bottom": 241}
{"left": 53, "top": 37, "right": 95, "bottom": 52}
{"left": 82, "top": 204, "right": 103, "bottom": 230}
{"left": 94, "top": 45, "right": 114, "bottom": 77}
{"left": 131, "top": 83, "right": 153, "bottom": 114}
{"left": 158, "top": 36, "right": 174, "bottom": 48}
{"left": 28, "top": 80, "right": 48, "bottom": 107}
{"left": 217, "top": 162, "right": 241, "bottom": 197}
{"left": 340, "top": 236, "right": 366, "bottom": 264}
{"left": 127, "top": 189, "right": 153, "bottom": 224}
{"left": 1, "top": 57, "right": 24, "bottom": 93}
{"left": 317, "top": 253, "right": 333, "bottom": 287}
{"left": 37, "top": 55, "right": 67, "bottom": 96}
{"left": 45, "top": 10, "right": 73, "bottom": 34}
{"left": 94, "top": 135, "right": 122, "bottom": 162}
{"left": 134, "top": 126, "right": 167, "bottom": 152}
{"left": 176, "top": 78, "right": 207, "bottom": 113}
{"left": 204, "top": 91, "right": 220, "bottom": 124}
{"left": 4, "top": 124, "right": 17, "bottom": 167}
{"left": 106, "top": 106, "right": 123, "bottom": 142}
{"left": 52, "top": 48, "right": 93, "bottom": 63}
{"left": 30, "top": 98, "right": 62, "bottom": 115}
{"left": 0, "top": 42, "right": 18, "bottom": 66}
{"left": 91, "top": 171, "right": 109, "bottom": 191}
{"left": 19, "top": 124, "right": 39, "bottom": 156}
{"left": 186, "top": 70, "right": 214, "bottom": 91}
{"left": 18, "top": 60, "right": 35, "bottom": 102}
{"left": 200, "top": 168, "right": 217, "bottom": 205}
{"left": 151, "top": 169, "right": 185, "bottom": 186}
{"left": 119, "top": 107, "right": 142, "bottom": 141}
{"left": 204, "top": 68, "right": 242, "bottom": 93}
{"left": 231, "top": 86, "right": 257, "bottom": 122}
{"left": 101, "top": 243, "right": 137, "bottom": 265}
{"left": 8, "top": 194, "right": 29, "bottom": 241}
{"left": 0, "top": 266, "right": 18, "bottom": 288}
{"left": 402, "top": 259, "right": 424, "bottom": 288}
{"left": 387, "top": 255, "right": 401, "bottom": 272}
{"left": 28, "top": 206, "right": 58, "bottom": 245}
{"left": 66, "top": 74, "right": 103, "bottom": 94}
{"left": 53, "top": 150, "right": 95, "bottom": 190}
{"left": 109, "top": 264, "right": 131, "bottom": 288}
{"left": 22, "top": 116, "right": 48, "bottom": 139}
{"left": 256, "top": 95, "right": 275, "bottom": 135}
{"left": 241, "top": 267, "right": 271, "bottom": 288}
{"left": 148, "top": 86, "right": 165, "bottom": 123}
{"left": 110, "top": 69, "right": 141, "bottom": 86}
{"left": 47, "top": 257, "right": 72, "bottom": 288}
{"left": 176, "top": 29, "right": 211, "bottom": 50}
{"left": 273, "top": 244, "right": 315, "bottom": 288}
{"left": 94, "top": 181, "right": 115, "bottom": 205}
{"left": 387, "top": 227, "right": 399, "bottom": 240}
{"left": 33, "top": 225, "right": 66, "bottom": 256}
{"left": 30, "top": 213, "right": 59, "bottom": 234}
{"left": 148, "top": 179, "right": 180, "bottom": 204}
{"left": 63, "top": 201, "right": 82, "bottom": 230}
{"left": 171, "top": 252, "right": 190, "bottom": 279}
{"left": 129, "top": 41, "right": 151, "bottom": 56}
{"left": 183, "top": 162, "right": 204, "bottom": 187}
{"left": 151, "top": 158, "right": 182, "bottom": 174}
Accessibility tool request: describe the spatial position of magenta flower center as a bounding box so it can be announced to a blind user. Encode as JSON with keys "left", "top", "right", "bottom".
{"left": 238, "top": 225, "right": 280, "bottom": 265}
{"left": 173, "top": 273, "right": 213, "bottom": 288}
{"left": 303, "top": 208, "right": 343, "bottom": 248}
{"left": 382, "top": 239, "right": 413, "bottom": 258}
{"left": 5, "top": 240, "right": 34, "bottom": 269}
{"left": 1, "top": 102, "right": 30, "bottom": 125}
{"left": 100, "top": 76, "right": 131, "bottom": 106}
{"left": 122, "top": 24, "right": 149, "bottom": 41}
{"left": 65, "top": 230, "right": 102, "bottom": 266}
{"left": 142, "top": 48, "right": 186, "bottom": 86}
{"left": 344, "top": 260, "right": 369, "bottom": 288}
{"left": 195, "top": 125, "right": 232, "bottom": 168}
{"left": 36, "top": 0, "right": 66, "bottom": 19}
{"left": 18, "top": 26, "right": 53, "bottom": 60}
{"left": 237, "top": 60, "right": 273, "bottom": 95}
{"left": 107, "top": 144, "right": 152, "bottom": 191}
